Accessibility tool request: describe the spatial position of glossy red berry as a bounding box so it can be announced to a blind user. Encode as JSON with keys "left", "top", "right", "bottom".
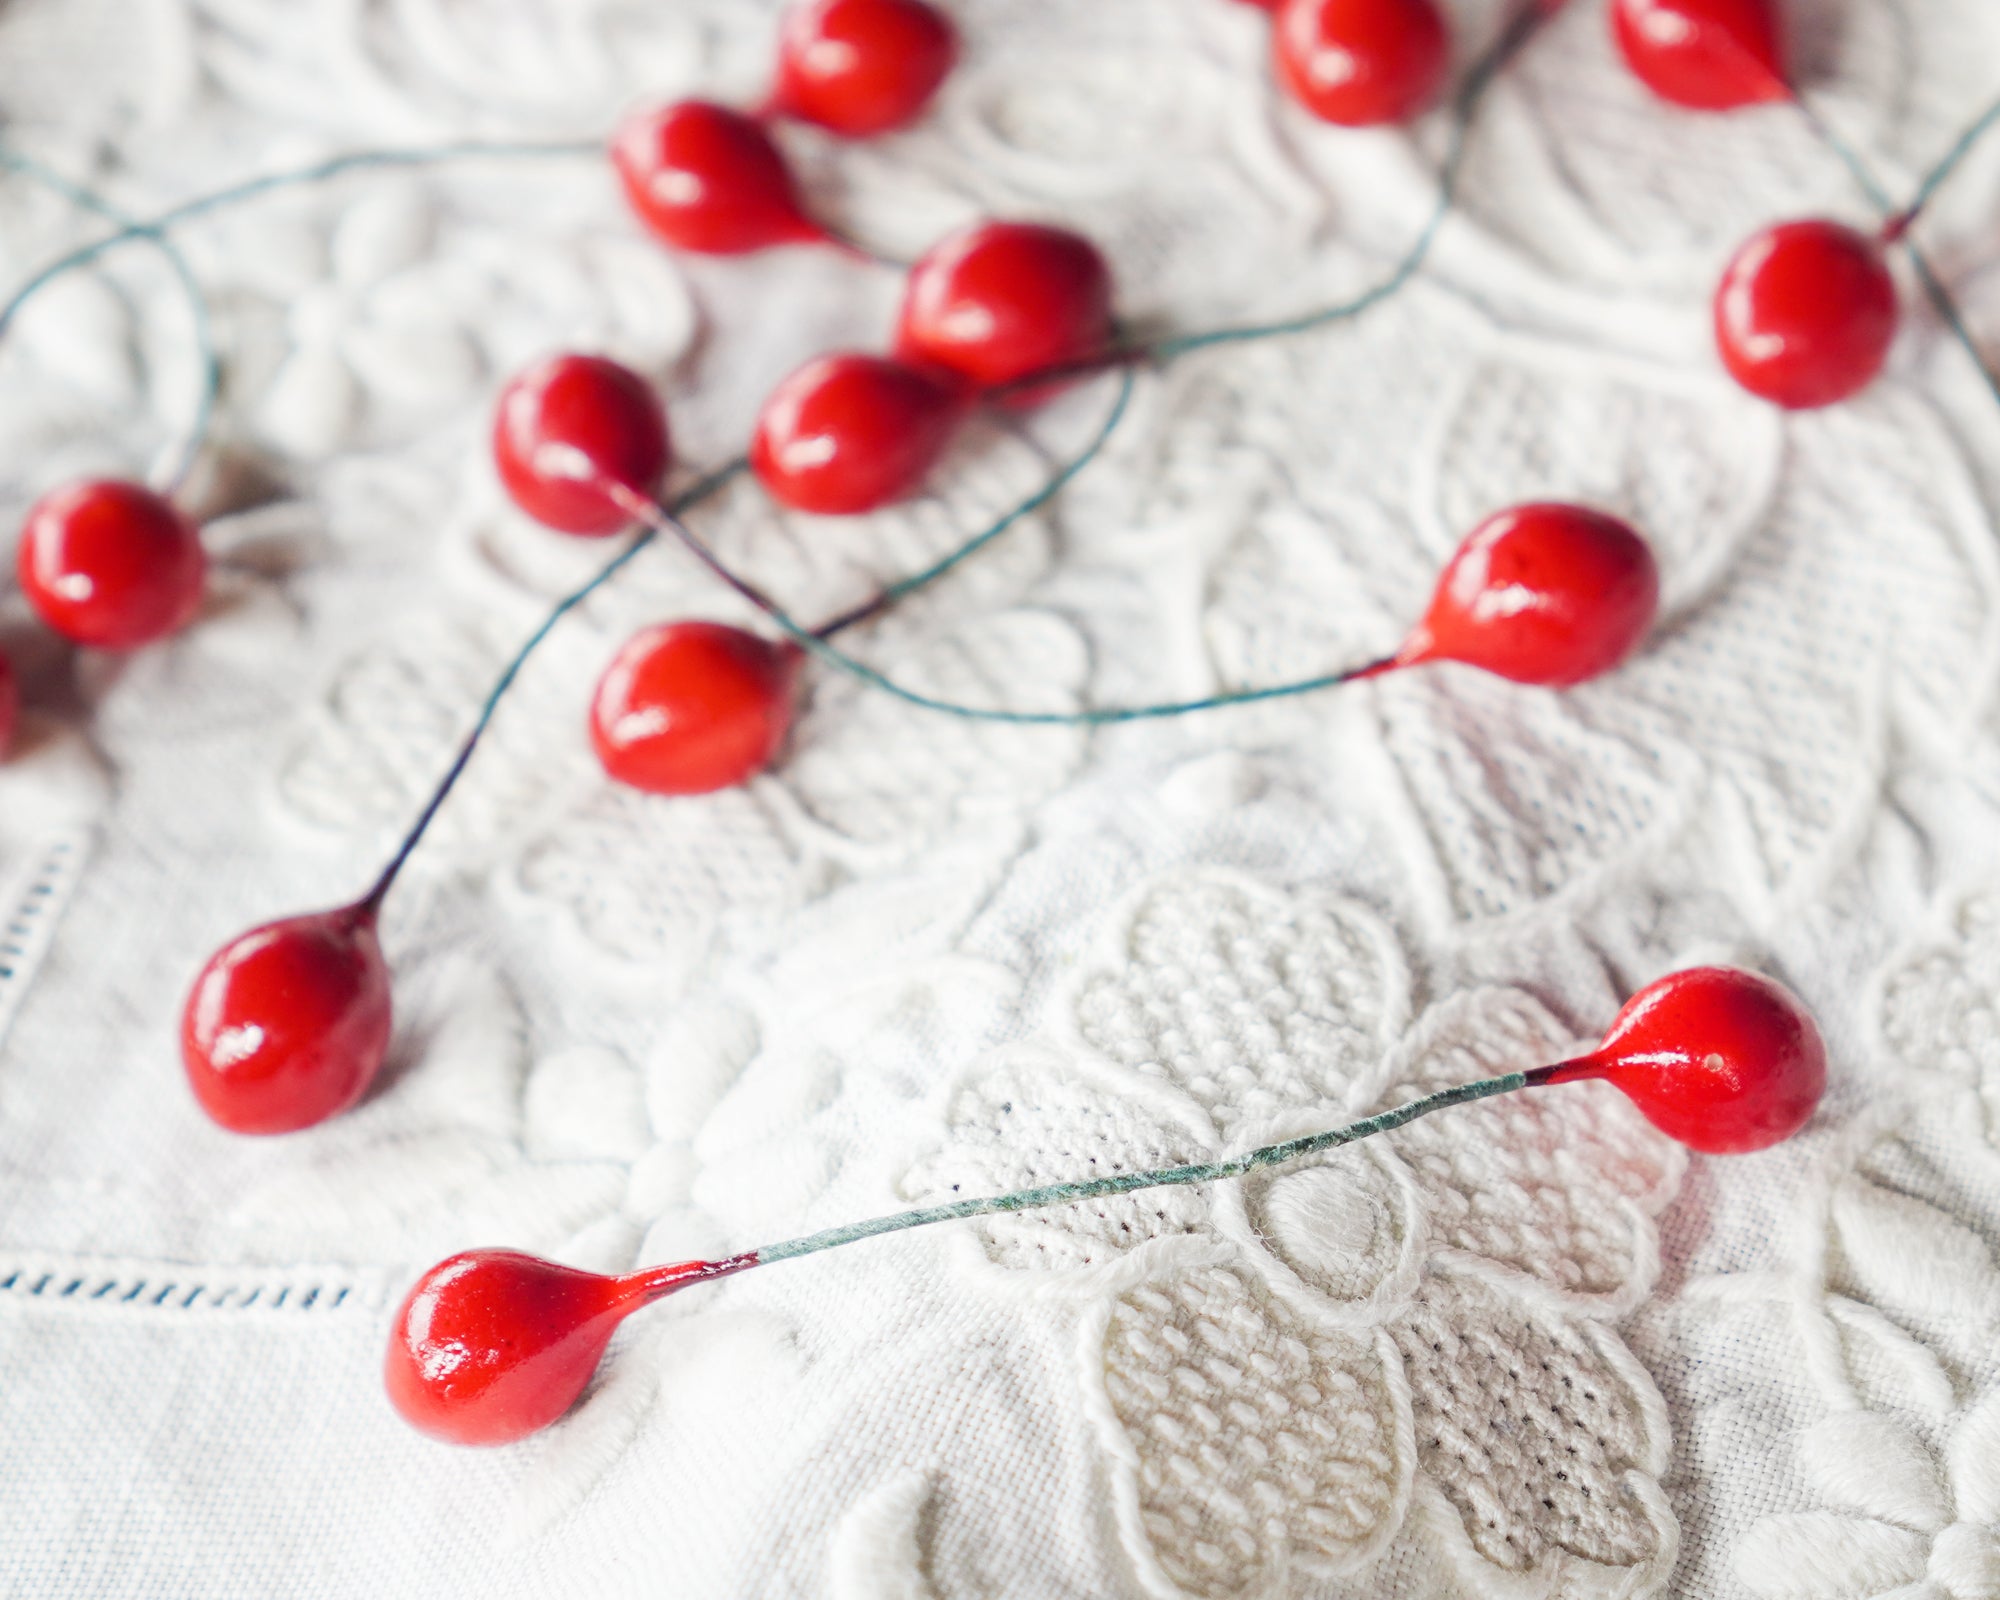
{"left": 611, "top": 100, "right": 825, "bottom": 256}
{"left": 0, "top": 648, "right": 17, "bottom": 760}
{"left": 1389, "top": 503, "right": 1659, "bottom": 687}
{"left": 770, "top": 0, "right": 959, "bottom": 137}
{"left": 1611, "top": 0, "right": 1787, "bottom": 111}
{"left": 181, "top": 902, "right": 393, "bottom": 1135}
{"left": 1546, "top": 966, "right": 1827, "bottom": 1153}
{"left": 893, "top": 221, "right": 1115, "bottom": 398}
{"left": 386, "top": 1249, "right": 746, "bottom": 1445}
{"left": 493, "top": 354, "right": 672, "bottom": 536}
{"left": 17, "top": 480, "right": 206, "bottom": 650}
{"left": 1714, "top": 219, "right": 1898, "bottom": 410}
{"left": 1272, "top": 0, "right": 1450, "bottom": 127}
{"left": 751, "top": 352, "right": 969, "bottom": 514}
{"left": 591, "top": 622, "right": 803, "bottom": 796}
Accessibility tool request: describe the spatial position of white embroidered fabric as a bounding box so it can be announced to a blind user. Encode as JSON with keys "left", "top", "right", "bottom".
{"left": 3, "top": 0, "right": 2000, "bottom": 1595}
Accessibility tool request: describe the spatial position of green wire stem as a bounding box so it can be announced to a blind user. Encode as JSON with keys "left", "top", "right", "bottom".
{"left": 1792, "top": 91, "right": 2000, "bottom": 409}
{"left": 0, "top": 139, "right": 602, "bottom": 344}
{"left": 612, "top": 479, "right": 1399, "bottom": 726}
{"left": 0, "top": 145, "right": 220, "bottom": 493}
{"left": 755, "top": 1067, "right": 1539, "bottom": 1265}
{"left": 356, "top": 456, "right": 744, "bottom": 908}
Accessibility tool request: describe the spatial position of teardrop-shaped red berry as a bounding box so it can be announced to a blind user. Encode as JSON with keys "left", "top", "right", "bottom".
{"left": 591, "top": 622, "right": 803, "bottom": 796}
{"left": 181, "top": 902, "right": 393, "bottom": 1135}
{"left": 611, "top": 100, "right": 825, "bottom": 255}
{"left": 751, "top": 352, "right": 970, "bottom": 514}
{"left": 1392, "top": 503, "right": 1660, "bottom": 687}
{"left": 771, "top": 0, "right": 959, "bottom": 137}
{"left": 1548, "top": 967, "right": 1826, "bottom": 1153}
{"left": 893, "top": 221, "right": 1115, "bottom": 398}
{"left": 386, "top": 1249, "right": 747, "bottom": 1445}
{"left": 1272, "top": 0, "right": 1450, "bottom": 127}
{"left": 1714, "top": 219, "right": 1898, "bottom": 410}
{"left": 17, "top": 479, "right": 207, "bottom": 650}
{"left": 0, "top": 648, "right": 17, "bottom": 760}
{"left": 385, "top": 1250, "right": 635, "bottom": 1446}
{"left": 492, "top": 354, "right": 672, "bottom": 536}
{"left": 1610, "top": 0, "right": 1787, "bottom": 111}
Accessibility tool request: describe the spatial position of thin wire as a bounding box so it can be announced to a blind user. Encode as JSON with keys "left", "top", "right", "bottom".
{"left": 1147, "top": 3, "right": 1542, "bottom": 364}
{"left": 613, "top": 480, "right": 1401, "bottom": 726}
{"left": 1792, "top": 92, "right": 2000, "bottom": 408}
{"left": 0, "top": 145, "right": 220, "bottom": 493}
{"left": 1890, "top": 91, "right": 2000, "bottom": 236}
{"left": 755, "top": 1069, "right": 1535, "bottom": 1264}
{"left": 357, "top": 456, "right": 745, "bottom": 908}
{"left": 976, "top": 1, "right": 1547, "bottom": 403}
{"left": 0, "top": 139, "right": 602, "bottom": 343}
{"left": 812, "top": 366, "right": 1138, "bottom": 638}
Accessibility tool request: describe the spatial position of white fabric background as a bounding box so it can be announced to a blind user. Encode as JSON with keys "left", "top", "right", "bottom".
{"left": 4, "top": 0, "right": 2000, "bottom": 1595}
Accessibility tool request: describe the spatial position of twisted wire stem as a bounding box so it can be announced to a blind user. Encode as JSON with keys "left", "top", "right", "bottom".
{"left": 753, "top": 1067, "right": 1554, "bottom": 1267}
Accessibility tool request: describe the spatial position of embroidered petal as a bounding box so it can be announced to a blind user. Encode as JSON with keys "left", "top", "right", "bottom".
{"left": 1068, "top": 872, "right": 1406, "bottom": 1135}
{"left": 901, "top": 1049, "right": 1215, "bottom": 1279}
{"left": 1088, "top": 1261, "right": 1411, "bottom": 1599}
{"left": 1374, "top": 988, "right": 1682, "bottom": 1309}
{"left": 1391, "top": 1275, "right": 1673, "bottom": 1587}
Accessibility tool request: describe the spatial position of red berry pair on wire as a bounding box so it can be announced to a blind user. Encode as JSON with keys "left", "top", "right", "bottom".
{"left": 385, "top": 963, "right": 1827, "bottom": 1447}
{"left": 751, "top": 219, "right": 1117, "bottom": 515}
{"left": 1610, "top": 0, "right": 1904, "bottom": 409}
{"left": 612, "top": 0, "right": 956, "bottom": 257}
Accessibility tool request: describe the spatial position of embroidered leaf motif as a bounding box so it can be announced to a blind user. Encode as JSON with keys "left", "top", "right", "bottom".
{"left": 1830, "top": 1179, "right": 2000, "bottom": 1326}
{"left": 1734, "top": 1512, "right": 1928, "bottom": 1600}
{"left": 1797, "top": 1414, "right": 1950, "bottom": 1533}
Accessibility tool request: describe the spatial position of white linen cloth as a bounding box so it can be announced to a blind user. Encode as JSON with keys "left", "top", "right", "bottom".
{"left": 4, "top": 0, "right": 2000, "bottom": 1595}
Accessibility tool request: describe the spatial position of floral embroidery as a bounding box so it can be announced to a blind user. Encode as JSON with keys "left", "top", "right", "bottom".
{"left": 905, "top": 870, "right": 1683, "bottom": 1599}
{"left": 1736, "top": 1405, "right": 2000, "bottom": 1600}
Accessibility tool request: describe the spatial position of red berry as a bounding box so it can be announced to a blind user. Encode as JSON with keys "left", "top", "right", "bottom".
{"left": 493, "top": 354, "right": 672, "bottom": 536}
{"left": 1546, "top": 966, "right": 1826, "bottom": 1153}
{"left": 893, "top": 221, "right": 1115, "bottom": 398}
{"left": 1714, "top": 219, "right": 1898, "bottom": 410}
{"left": 1611, "top": 0, "right": 1787, "bottom": 111}
{"left": 1272, "top": 0, "right": 1450, "bottom": 127}
{"left": 771, "top": 0, "right": 959, "bottom": 137}
{"left": 611, "top": 100, "right": 825, "bottom": 256}
{"left": 591, "top": 622, "right": 803, "bottom": 796}
{"left": 751, "top": 352, "right": 969, "bottom": 514}
{"left": 0, "top": 648, "right": 17, "bottom": 759}
{"left": 181, "top": 903, "right": 393, "bottom": 1135}
{"left": 386, "top": 1249, "right": 747, "bottom": 1445}
{"left": 17, "top": 480, "right": 206, "bottom": 650}
{"left": 1390, "top": 503, "right": 1659, "bottom": 687}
